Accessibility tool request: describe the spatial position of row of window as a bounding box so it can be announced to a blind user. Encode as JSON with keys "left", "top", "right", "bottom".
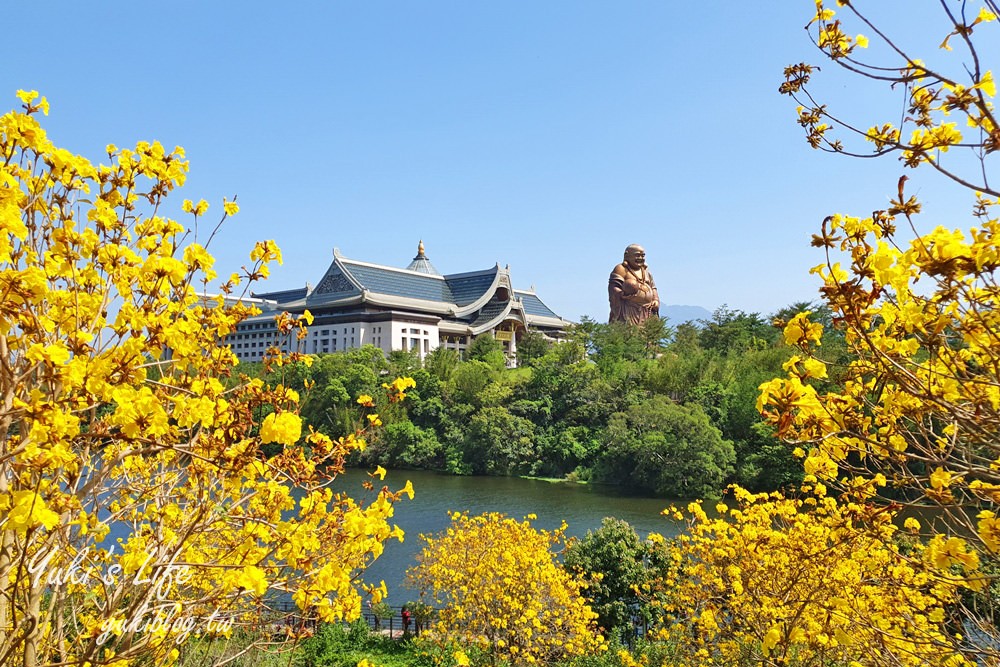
{"left": 233, "top": 341, "right": 270, "bottom": 350}
{"left": 229, "top": 321, "right": 463, "bottom": 360}
{"left": 402, "top": 337, "right": 431, "bottom": 354}
{"left": 231, "top": 333, "right": 273, "bottom": 342}
{"left": 311, "top": 326, "right": 359, "bottom": 336}
{"left": 308, "top": 325, "right": 390, "bottom": 338}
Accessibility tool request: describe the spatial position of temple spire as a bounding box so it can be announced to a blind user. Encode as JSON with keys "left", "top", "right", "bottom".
{"left": 406, "top": 239, "right": 440, "bottom": 275}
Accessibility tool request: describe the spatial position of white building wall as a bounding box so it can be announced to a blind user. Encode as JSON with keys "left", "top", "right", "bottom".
{"left": 389, "top": 320, "right": 440, "bottom": 361}
{"left": 333, "top": 322, "right": 361, "bottom": 351}
{"left": 231, "top": 317, "right": 449, "bottom": 363}
{"left": 359, "top": 323, "right": 394, "bottom": 354}
{"left": 306, "top": 325, "right": 338, "bottom": 355}
{"left": 227, "top": 321, "right": 277, "bottom": 362}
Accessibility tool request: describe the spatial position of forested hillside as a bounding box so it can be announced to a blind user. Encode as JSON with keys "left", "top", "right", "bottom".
{"left": 251, "top": 304, "right": 846, "bottom": 497}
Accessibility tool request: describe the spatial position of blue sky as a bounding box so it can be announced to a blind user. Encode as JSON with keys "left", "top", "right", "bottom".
{"left": 7, "top": 1, "right": 993, "bottom": 322}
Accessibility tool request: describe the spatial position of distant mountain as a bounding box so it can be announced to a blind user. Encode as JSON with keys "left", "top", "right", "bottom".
{"left": 662, "top": 304, "right": 713, "bottom": 326}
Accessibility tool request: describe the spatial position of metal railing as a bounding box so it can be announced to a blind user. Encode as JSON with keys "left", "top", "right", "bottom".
{"left": 361, "top": 605, "right": 433, "bottom": 638}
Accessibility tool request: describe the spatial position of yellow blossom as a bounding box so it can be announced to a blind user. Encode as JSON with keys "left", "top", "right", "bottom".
{"left": 929, "top": 467, "right": 952, "bottom": 490}
{"left": 259, "top": 411, "right": 302, "bottom": 446}
{"left": 225, "top": 565, "right": 269, "bottom": 596}
{"left": 408, "top": 512, "right": 603, "bottom": 664}
{"left": 0, "top": 93, "right": 411, "bottom": 667}
{"left": 4, "top": 490, "right": 61, "bottom": 532}
{"left": 16, "top": 89, "right": 38, "bottom": 104}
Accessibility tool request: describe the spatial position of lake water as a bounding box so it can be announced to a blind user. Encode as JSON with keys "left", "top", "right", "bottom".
{"left": 339, "top": 468, "right": 686, "bottom": 602}
{"left": 103, "top": 468, "right": 686, "bottom": 606}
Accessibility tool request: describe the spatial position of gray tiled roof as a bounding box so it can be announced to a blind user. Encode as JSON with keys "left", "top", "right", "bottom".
{"left": 265, "top": 254, "right": 565, "bottom": 327}
{"left": 253, "top": 287, "right": 309, "bottom": 302}
{"left": 343, "top": 261, "right": 455, "bottom": 302}
{"left": 446, "top": 270, "right": 498, "bottom": 306}
{"left": 467, "top": 298, "right": 510, "bottom": 328}
{"left": 517, "top": 291, "right": 560, "bottom": 318}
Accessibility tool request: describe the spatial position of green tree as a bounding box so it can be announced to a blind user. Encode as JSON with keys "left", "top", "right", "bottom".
{"left": 464, "top": 406, "right": 537, "bottom": 475}
{"left": 599, "top": 397, "right": 735, "bottom": 498}
{"left": 698, "top": 306, "right": 776, "bottom": 354}
{"left": 526, "top": 353, "right": 621, "bottom": 430}
{"left": 717, "top": 345, "right": 800, "bottom": 490}
{"left": 515, "top": 329, "right": 551, "bottom": 366}
{"left": 388, "top": 348, "right": 422, "bottom": 377}
{"left": 425, "top": 346, "right": 461, "bottom": 381}
{"left": 576, "top": 317, "right": 672, "bottom": 363}
{"left": 341, "top": 363, "right": 380, "bottom": 400}
{"left": 447, "top": 359, "right": 498, "bottom": 406}
{"left": 563, "top": 518, "right": 653, "bottom": 637}
{"left": 533, "top": 425, "right": 600, "bottom": 478}
{"left": 466, "top": 333, "right": 507, "bottom": 370}
{"left": 366, "top": 421, "right": 442, "bottom": 469}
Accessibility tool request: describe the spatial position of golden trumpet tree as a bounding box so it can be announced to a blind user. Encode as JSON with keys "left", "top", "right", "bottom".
{"left": 0, "top": 91, "right": 412, "bottom": 667}
{"left": 755, "top": 1, "right": 1000, "bottom": 662}
{"left": 650, "top": 485, "right": 975, "bottom": 667}
{"left": 407, "top": 512, "right": 606, "bottom": 666}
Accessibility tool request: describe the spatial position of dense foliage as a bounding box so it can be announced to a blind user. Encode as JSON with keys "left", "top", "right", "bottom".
{"left": 562, "top": 518, "right": 662, "bottom": 639}
{"left": 251, "top": 306, "right": 830, "bottom": 498}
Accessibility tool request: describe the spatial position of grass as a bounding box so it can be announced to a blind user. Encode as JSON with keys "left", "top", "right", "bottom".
{"left": 296, "top": 621, "right": 419, "bottom": 667}
{"left": 519, "top": 475, "right": 589, "bottom": 484}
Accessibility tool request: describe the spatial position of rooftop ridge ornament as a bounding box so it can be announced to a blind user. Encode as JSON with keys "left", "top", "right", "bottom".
{"left": 406, "top": 239, "right": 441, "bottom": 275}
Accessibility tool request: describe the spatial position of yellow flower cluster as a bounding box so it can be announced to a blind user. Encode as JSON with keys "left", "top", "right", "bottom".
{"left": 259, "top": 410, "right": 303, "bottom": 446}
{"left": 757, "top": 73, "right": 1000, "bottom": 654}
{"left": 0, "top": 92, "right": 411, "bottom": 666}
{"left": 783, "top": 2, "right": 998, "bottom": 174}
{"left": 758, "top": 195, "right": 1000, "bottom": 565}
{"left": 652, "top": 485, "right": 975, "bottom": 666}
{"left": 407, "top": 512, "right": 606, "bottom": 666}
{"left": 383, "top": 375, "right": 417, "bottom": 402}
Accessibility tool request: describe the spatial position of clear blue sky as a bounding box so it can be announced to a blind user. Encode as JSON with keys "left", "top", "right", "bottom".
{"left": 7, "top": 1, "right": 991, "bottom": 322}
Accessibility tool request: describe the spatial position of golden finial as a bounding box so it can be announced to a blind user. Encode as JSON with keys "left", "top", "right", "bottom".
{"left": 417, "top": 239, "right": 425, "bottom": 257}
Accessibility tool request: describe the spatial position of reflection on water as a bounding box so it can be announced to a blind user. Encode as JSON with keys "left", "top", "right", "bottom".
{"left": 336, "top": 468, "right": 685, "bottom": 601}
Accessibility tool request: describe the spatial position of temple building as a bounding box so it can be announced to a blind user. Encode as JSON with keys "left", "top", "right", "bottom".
{"left": 224, "top": 242, "right": 570, "bottom": 365}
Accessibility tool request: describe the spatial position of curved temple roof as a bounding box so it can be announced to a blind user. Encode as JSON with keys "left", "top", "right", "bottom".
{"left": 253, "top": 243, "right": 570, "bottom": 332}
